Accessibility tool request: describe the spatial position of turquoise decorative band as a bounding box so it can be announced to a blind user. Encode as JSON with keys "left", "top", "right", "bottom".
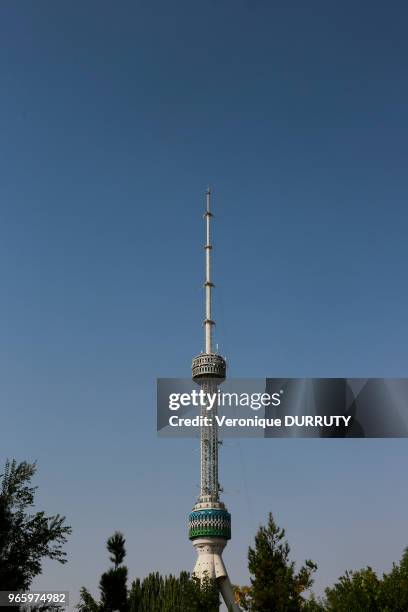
{"left": 188, "top": 508, "right": 231, "bottom": 540}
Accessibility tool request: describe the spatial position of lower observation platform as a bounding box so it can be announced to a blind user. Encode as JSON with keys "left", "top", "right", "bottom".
{"left": 189, "top": 506, "right": 231, "bottom": 540}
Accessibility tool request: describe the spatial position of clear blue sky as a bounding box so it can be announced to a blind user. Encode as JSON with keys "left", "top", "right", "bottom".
{"left": 1, "top": 0, "right": 408, "bottom": 603}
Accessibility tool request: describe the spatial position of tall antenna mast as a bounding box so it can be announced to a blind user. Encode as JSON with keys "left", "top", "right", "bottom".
{"left": 188, "top": 187, "right": 240, "bottom": 611}
{"left": 204, "top": 186, "right": 214, "bottom": 354}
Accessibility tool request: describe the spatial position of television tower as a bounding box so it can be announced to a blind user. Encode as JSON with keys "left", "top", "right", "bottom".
{"left": 188, "top": 188, "right": 240, "bottom": 611}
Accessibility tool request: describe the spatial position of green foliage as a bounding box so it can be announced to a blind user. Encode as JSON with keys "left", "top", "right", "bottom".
{"left": 302, "top": 593, "right": 326, "bottom": 611}
{"left": 243, "top": 512, "right": 317, "bottom": 611}
{"left": 324, "top": 567, "right": 381, "bottom": 611}
{"left": 78, "top": 534, "right": 219, "bottom": 612}
{"left": 107, "top": 532, "right": 126, "bottom": 569}
{"left": 127, "top": 570, "right": 219, "bottom": 612}
{"left": 184, "top": 573, "right": 220, "bottom": 611}
{"left": 100, "top": 566, "right": 128, "bottom": 612}
{"left": 77, "top": 588, "right": 100, "bottom": 612}
{"left": 0, "top": 459, "right": 71, "bottom": 590}
{"left": 381, "top": 547, "right": 408, "bottom": 611}
{"left": 323, "top": 548, "right": 408, "bottom": 611}
{"left": 99, "top": 531, "right": 128, "bottom": 612}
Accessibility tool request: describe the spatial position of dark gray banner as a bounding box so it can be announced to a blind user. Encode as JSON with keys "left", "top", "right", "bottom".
{"left": 157, "top": 378, "right": 408, "bottom": 438}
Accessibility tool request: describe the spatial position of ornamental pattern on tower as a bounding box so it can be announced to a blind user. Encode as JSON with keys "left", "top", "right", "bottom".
{"left": 189, "top": 508, "right": 231, "bottom": 540}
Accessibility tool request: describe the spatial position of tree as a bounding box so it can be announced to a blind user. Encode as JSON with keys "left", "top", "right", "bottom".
{"left": 107, "top": 532, "right": 126, "bottom": 569}
{"left": 78, "top": 534, "right": 220, "bottom": 612}
{"left": 382, "top": 547, "right": 408, "bottom": 611}
{"left": 323, "top": 567, "right": 383, "bottom": 611}
{"left": 99, "top": 533, "right": 128, "bottom": 612}
{"left": 323, "top": 548, "right": 408, "bottom": 611}
{"left": 302, "top": 594, "right": 326, "bottom": 611}
{"left": 100, "top": 567, "right": 128, "bottom": 612}
{"left": 127, "top": 571, "right": 219, "bottom": 612}
{"left": 0, "top": 459, "right": 71, "bottom": 590}
{"left": 77, "top": 588, "right": 100, "bottom": 612}
{"left": 236, "top": 512, "right": 317, "bottom": 612}
{"left": 78, "top": 533, "right": 128, "bottom": 612}
{"left": 183, "top": 573, "right": 220, "bottom": 611}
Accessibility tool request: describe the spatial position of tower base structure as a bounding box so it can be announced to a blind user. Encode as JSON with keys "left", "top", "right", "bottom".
{"left": 192, "top": 537, "right": 240, "bottom": 611}
{"left": 189, "top": 500, "right": 240, "bottom": 611}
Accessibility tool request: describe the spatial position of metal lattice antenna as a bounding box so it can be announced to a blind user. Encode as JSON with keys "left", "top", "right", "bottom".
{"left": 204, "top": 186, "right": 214, "bottom": 354}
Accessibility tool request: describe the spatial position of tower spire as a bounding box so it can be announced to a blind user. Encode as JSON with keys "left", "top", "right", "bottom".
{"left": 204, "top": 185, "right": 214, "bottom": 353}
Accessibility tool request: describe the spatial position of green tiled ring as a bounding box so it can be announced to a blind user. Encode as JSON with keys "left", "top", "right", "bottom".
{"left": 188, "top": 508, "right": 231, "bottom": 540}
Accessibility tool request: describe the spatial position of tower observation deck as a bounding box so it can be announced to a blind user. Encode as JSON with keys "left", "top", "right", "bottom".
{"left": 188, "top": 188, "right": 239, "bottom": 611}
